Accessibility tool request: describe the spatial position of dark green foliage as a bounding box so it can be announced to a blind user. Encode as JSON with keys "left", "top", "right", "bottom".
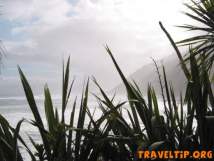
{"left": 0, "top": 114, "right": 28, "bottom": 161}
{"left": 17, "top": 58, "right": 137, "bottom": 161}
{"left": 103, "top": 46, "right": 198, "bottom": 152}
{"left": 17, "top": 59, "right": 103, "bottom": 161}
{"left": 178, "top": 0, "right": 214, "bottom": 71}
{"left": 0, "top": 1, "right": 213, "bottom": 160}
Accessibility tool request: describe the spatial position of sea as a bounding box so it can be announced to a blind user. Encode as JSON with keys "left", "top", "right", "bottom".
{"left": 0, "top": 94, "right": 193, "bottom": 160}
{"left": 0, "top": 94, "right": 126, "bottom": 160}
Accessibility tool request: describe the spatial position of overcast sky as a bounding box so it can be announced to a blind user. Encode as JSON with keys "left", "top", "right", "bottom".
{"left": 0, "top": 0, "right": 192, "bottom": 97}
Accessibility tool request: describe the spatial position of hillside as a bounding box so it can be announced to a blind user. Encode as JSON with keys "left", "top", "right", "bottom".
{"left": 113, "top": 54, "right": 187, "bottom": 96}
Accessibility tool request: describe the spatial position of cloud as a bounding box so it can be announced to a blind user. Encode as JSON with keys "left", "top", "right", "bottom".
{"left": 3, "top": 0, "right": 72, "bottom": 23}
{"left": 1, "top": 0, "right": 192, "bottom": 92}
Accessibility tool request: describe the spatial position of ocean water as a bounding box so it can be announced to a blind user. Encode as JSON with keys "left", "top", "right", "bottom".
{"left": 0, "top": 95, "right": 193, "bottom": 160}
{"left": 0, "top": 95, "right": 102, "bottom": 160}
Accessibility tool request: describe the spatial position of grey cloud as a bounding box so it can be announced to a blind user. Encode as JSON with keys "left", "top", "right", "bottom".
{"left": 2, "top": 0, "right": 193, "bottom": 93}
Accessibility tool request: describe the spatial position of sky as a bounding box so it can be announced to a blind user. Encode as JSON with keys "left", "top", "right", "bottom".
{"left": 0, "top": 0, "right": 192, "bottom": 97}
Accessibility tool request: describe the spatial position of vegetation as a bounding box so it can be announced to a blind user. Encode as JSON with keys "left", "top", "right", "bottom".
{"left": 0, "top": 0, "right": 213, "bottom": 160}
{"left": 178, "top": 0, "right": 214, "bottom": 71}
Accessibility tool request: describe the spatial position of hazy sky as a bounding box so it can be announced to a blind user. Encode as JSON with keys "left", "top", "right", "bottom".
{"left": 0, "top": 0, "right": 191, "bottom": 96}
